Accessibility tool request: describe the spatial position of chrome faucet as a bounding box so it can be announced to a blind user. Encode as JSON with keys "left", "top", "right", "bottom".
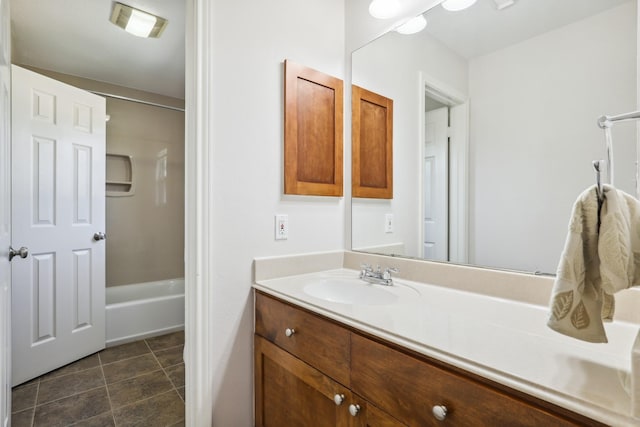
{"left": 359, "top": 264, "right": 399, "bottom": 286}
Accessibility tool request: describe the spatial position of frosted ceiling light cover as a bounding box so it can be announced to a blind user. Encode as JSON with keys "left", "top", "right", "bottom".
{"left": 110, "top": 3, "right": 169, "bottom": 38}
{"left": 369, "top": 0, "right": 401, "bottom": 19}
{"left": 441, "top": 0, "right": 478, "bottom": 11}
{"left": 396, "top": 15, "right": 427, "bottom": 35}
{"left": 126, "top": 9, "right": 157, "bottom": 37}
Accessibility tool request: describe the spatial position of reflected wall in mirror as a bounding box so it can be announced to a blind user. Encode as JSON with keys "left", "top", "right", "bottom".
{"left": 352, "top": 0, "right": 637, "bottom": 274}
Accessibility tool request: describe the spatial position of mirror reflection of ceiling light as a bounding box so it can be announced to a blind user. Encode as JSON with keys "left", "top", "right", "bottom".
{"left": 369, "top": 0, "right": 401, "bottom": 19}
{"left": 396, "top": 15, "right": 427, "bottom": 35}
{"left": 441, "top": 0, "right": 478, "bottom": 12}
{"left": 110, "top": 2, "right": 168, "bottom": 38}
{"left": 493, "top": 0, "right": 515, "bottom": 10}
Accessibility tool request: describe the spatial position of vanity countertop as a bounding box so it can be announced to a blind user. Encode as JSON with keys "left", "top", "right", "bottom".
{"left": 254, "top": 268, "right": 640, "bottom": 427}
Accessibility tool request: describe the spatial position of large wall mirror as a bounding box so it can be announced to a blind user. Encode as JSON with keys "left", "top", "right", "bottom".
{"left": 352, "top": 0, "right": 637, "bottom": 274}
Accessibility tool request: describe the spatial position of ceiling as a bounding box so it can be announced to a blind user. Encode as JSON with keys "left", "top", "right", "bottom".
{"left": 10, "top": 0, "right": 185, "bottom": 99}
{"left": 421, "top": 0, "right": 633, "bottom": 59}
{"left": 10, "top": 0, "right": 632, "bottom": 99}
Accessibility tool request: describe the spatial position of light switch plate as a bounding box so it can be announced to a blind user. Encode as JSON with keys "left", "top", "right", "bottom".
{"left": 385, "top": 214, "right": 394, "bottom": 233}
{"left": 275, "top": 214, "right": 288, "bottom": 240}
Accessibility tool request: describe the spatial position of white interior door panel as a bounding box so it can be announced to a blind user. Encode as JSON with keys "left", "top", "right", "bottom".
{"left": 11, "top": 65, "right": 106, "bottom": 385}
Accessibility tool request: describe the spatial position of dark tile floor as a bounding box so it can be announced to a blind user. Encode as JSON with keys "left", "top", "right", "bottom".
{"left": 11, "top": 331, "right": 185, "bottom": 426}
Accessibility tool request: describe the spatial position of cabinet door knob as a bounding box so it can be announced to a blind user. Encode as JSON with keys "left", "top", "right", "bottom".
{"left": 284, "top": 328, "right": 295, "bottom": 337}
{"left": 432, "top": 405, "right": 448, "bottom": 421}
{"left": 348, "top": 404, "right": 361, "bottom": 417}
{"left": 333, "top": 394, "right": 345, "bottom": 405}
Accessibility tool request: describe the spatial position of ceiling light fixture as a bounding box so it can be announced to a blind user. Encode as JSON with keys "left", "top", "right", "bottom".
{"left": 441, "top": 0, "right": 478, "bottom": 12}
{"left": 396, "top": 15, "right": 427, "bottom": 35}
{"left": 368, "top": 0, "right": 401, "bottom": 19}
{"left": 110, "top": 2, "right": 168, "bottom": 38}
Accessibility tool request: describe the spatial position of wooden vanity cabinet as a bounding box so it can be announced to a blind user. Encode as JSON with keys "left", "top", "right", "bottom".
{"left": 255, "top": 291, "right": 351, "bottom": 386}
{"left": 350, "top": 334, "right": 596, "bottom": 427}
{"left": 255, "top": 335, "right": 405, "bottom": 427}
{"left": 254, "top": 292, "right": 605, "bottom": 427}
{"left": 255, "top": 292, "right": 404, "bottom": 426}
{"left": 255, "top": 336, "right": 353, "bottom": 426}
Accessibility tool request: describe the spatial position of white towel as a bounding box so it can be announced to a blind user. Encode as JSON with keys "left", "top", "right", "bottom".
{"left": 547, "top": 184, "right": 640, "bottom": 343}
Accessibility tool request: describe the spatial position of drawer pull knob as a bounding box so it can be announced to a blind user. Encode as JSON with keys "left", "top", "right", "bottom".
{"left": 432, "top": 405, "right": 448, "bottom": 421}
{"left": 333, "top": 394, "right": 345, "bottom": 405}
{"left": 285, "top": 328, "right": 295, "bottom": 337}
{"left": 348, "top": 404, "right": 361, "bottom": 417}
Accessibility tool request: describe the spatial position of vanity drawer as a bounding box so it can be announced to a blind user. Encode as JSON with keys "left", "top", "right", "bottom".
{"left": 350, "top": 334, "right": 595, "bottom": 427}
{"left": 255, "top": 292, "right": 351, "bottom": 386}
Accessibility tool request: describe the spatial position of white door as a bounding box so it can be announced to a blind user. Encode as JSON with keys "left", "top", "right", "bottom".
{"left": 11, "top": 65, "right": 106, "bottom": 385}
{"left": 0, "top": 0, "right": 11, "bottom": 423}
{"left": 448, "top": 102, "right": 469, "bottom": 264}
{"left": 424, "top": 107, "right": 449, "bottom": 261}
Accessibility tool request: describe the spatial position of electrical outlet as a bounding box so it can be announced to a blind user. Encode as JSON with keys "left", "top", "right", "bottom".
{"left": 385, "top": 214, "right": 394, "bottom": 233}
{"left": 275, "top": 214, "right": 288, "bottom": 240}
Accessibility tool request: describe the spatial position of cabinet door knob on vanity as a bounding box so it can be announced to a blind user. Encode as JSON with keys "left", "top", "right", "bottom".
{"left": 333, "top": 394, "right": 345, "bottom": 405}
{"left": 284, "top": 328, "right": 295, "bottom": 337}
{"left": 432, "top": 405, "right": 448, "bottom": 421}
{"left": 348, "top": 404, "right": 361, "bottom": 416}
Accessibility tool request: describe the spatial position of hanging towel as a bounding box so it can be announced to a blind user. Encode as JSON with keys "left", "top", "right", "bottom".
{"left": 547, "top": 184, "right": 640, "bottom": 343}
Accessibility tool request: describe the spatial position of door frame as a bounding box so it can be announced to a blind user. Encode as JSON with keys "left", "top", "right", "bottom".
{"left": 417, "top": 71, "right": 469, "bottom": 263}
{"left": 184, "top": 0, "right": 214, "bottom": 425}
{"left": 0, "top": 0, "right": 208, "bottom": 423}
{"left": 0, "top": 0, "right": 10, "bottom": 424}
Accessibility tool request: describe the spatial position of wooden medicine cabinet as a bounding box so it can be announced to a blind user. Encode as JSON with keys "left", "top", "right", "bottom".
{"left": 352, "top": 85, "right": 393, "bottom": 199}
{"left": 284, "top": 60, "right": 343, "bottom": 196}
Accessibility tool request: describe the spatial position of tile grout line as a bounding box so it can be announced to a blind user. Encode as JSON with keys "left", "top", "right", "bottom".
{"left": 100, "top": 342, "right": 182, "bottom": 368}
{"left": 110, "top": 388, "right": 182, "bottom": 414}
{"left": 100, "top": 351, "right": 153, "bottom": 367}
{"left": 98, "top": 352, "right": 118, "bottom": 427}
{"left": 30, "top": 384, "right": 107, "bottom": 409}
{"left": 144, "top": 339, "right": 184, "bottom": 400}
{"left": 38, "top": 355, "right": 100, "bottom": 383}
{"left": 31, "top": 379, "right": 40, "bottom": 427}
{"left": 106, "top": 367, "right": 167, "bottom": 387}
{"left": 100, "top": 340, "right": 183, "bottom": 366}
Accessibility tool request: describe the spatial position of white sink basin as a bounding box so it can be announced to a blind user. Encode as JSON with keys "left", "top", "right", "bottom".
{"left": 303, "top": 278, "right": 418, "bottom": 305}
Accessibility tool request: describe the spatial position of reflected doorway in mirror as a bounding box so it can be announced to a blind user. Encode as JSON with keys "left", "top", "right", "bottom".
{"left": 419, "top": 73, "right": 468, "bottom": 264}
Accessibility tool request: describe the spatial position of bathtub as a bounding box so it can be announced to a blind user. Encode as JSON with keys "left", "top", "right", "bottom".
{"left": 106, "top": 278, "right": 185, "bottom": 347}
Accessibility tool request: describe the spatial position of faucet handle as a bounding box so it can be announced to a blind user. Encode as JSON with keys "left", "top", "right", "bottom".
{"left": 382, "top": 267, "right": 399, "bottom": 280}
{"left": 360, "top": 263, "right": 372, "bottom": 271}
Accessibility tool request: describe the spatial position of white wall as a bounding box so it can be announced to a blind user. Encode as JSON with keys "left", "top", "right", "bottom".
{"left": 352, "top": 31, "right": 468, "bottom": 256}
{"left": 207, "top": 0, "right": 345, "bottom": 424}
{"left": 469, "top": 2, "right": 637, "bottom": 273}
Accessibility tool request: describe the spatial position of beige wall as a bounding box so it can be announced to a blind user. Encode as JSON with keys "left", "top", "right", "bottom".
{"left": 18, "top": 66, "right": 185, "bottom": 287}
{"left": 104, "top": 98, "right": 184, "bottom": 287}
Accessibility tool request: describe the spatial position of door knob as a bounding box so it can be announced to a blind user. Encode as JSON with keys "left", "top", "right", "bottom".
{"left": 93, "top": 232, "right": 106, "bottom": 241}
{"left": 9, "top": 246, "right": 28, "bottom": 261}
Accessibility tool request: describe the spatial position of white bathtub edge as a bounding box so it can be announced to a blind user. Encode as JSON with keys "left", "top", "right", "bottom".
{"left": 105, "top": 278, "right": 185, "bottom": 347}
{"left": 106, "top": 324, "right": 184, "bottom": 347}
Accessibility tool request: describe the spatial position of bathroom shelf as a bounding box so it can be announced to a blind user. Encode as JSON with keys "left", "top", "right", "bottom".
{"left": 106, "top": 153, "right": 135, "bottom": 197}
